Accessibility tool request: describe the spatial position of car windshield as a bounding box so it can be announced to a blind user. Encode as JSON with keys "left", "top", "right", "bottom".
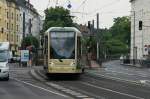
{"left": 50, "top": 31, "right": 75, "bottom": 59}
{"left": 0, "top": 50, "right": 8, "bottom": 62}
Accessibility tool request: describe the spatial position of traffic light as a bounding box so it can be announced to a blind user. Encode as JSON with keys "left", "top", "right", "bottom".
{"left": 88, "top": 21, "right": 91, "bottom": 30}
{"left": 139, "top": 21, "right": 142, "bottom": 30}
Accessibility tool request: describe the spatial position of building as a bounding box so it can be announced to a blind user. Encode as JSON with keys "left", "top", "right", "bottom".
{"left": 0, "top": 0, "right": 42, "bottom": 56}
{"left": 6, "top": 0, "right": 20, "bottom": 55}
{"left": 0, "top": 0, "right": 8, "bottom": 42}
{"left": 16, "top": 0, "right": 42, "bottom": 39}
{"left": 130, "top": 0, "right": 150, "bottom": 63}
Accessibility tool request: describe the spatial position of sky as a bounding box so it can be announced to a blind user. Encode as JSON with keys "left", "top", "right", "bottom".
{"left": 30, "top": 0, "right": 131, "bottom": 28}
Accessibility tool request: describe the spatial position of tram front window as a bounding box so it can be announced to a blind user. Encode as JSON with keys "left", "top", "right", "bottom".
{"left": 50, "top": 32, "right": 75, "bottom": 59}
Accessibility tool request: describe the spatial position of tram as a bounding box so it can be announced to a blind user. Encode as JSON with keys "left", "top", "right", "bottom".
{"left": 43, "top": 27, "right": 84, "bottom": 75}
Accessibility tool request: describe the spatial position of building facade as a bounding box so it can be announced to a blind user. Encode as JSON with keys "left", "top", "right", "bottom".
{"left": 16, "top": 0, "right": 42, "bottom": 39}
{"left": 130, "top": 0, "right": 150, "bottom": 63}
{"left": 0, "top": 0, "right": 8, "bottom": 42}
{"left": 6, "top": 0, "right": 20, "bottom": 54}
{"left": 0, "top": 0, "right": 42, "bottom": 56}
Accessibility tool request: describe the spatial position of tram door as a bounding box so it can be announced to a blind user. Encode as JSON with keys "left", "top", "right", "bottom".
{"left": 77, "top": 37, "right": 82, "bottom": 66}
{"left": 44, "top": 35, "right": 48, "bottom": 70}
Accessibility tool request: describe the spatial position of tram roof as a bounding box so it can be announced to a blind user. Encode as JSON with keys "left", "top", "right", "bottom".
{"left": 45, "top": 27, "right": 82, "bottom": 36}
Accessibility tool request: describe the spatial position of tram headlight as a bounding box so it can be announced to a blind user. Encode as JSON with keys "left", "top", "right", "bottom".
{"left": 70, "top": 62, "right": 75, "bottom": 66}
{"left": 50, "top": 62, "right": 54, "bottom": 66}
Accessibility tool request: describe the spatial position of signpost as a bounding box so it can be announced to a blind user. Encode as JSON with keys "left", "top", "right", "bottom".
{"left": 21, "top": 50, "right": 29, "bottom": 66}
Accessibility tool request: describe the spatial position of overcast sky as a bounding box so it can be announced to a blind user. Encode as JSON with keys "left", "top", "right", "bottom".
{"left": 30, "top": 0, "right": 131, "bottom": 28}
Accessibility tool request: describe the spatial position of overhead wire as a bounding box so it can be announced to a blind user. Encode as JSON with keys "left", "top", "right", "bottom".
{"left": 88, "top": 0, "right": 121, "bottom": 15}
{"left": 46, "top": 0, "right": 51, "bottom": 8}
{"left": 75, "top": 0, "right": 88, "bottom": 11}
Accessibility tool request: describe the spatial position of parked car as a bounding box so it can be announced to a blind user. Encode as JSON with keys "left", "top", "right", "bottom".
{"left": 0, "top": 42, "right": 10, "bottom": 81}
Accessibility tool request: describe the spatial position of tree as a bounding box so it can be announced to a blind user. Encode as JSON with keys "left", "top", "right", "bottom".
{"left": 95, "top": 16, "right": 130, "bottom": 58}
{"left": 110, "top": 16, "right": 131, "bottom": 46}
{"left": 43, "top": 6, "right": 74, "bottom": 32}
{"left": 22, "top": 35, "right": 39, "bottom": 50}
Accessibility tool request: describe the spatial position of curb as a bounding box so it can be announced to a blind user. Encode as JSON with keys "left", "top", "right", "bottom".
{"left": 121, "top": 63, "right": 143, "bottom": 68}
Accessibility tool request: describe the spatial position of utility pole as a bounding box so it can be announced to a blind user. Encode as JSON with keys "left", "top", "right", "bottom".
{"left": 22, "top": 12, "right": 25, "bottom": 49}
{"left": 92, "top": 20, "right": 95, "bottom": 35}
{"left": 133, "top": 11, "right": 136, "bottom": 65}
{"left": 96, "top": 13, "right": 100, "bottom": 61}
{"left": 56, "top": 0, "right": 59, "bottom": 7}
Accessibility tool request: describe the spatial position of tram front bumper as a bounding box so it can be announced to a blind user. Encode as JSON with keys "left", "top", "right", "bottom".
{"left": 48, "top": 66, "right": 82, "bottom": 74}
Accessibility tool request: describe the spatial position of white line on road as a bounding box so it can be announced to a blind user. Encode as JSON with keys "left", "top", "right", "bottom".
{"left": 87, "top": 71, "right": 139, "bottom": 84}
{"left": 105, "top": 69, "right": 135, "bottom": 76}
{"left": 11, "top": 78, "right": 69, "bottom": 98}
{"left": 82, "top": 82, "right": 144, "bottom": 99}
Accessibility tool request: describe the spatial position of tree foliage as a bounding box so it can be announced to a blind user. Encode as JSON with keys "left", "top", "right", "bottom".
{"left": 43, "top": 7, "right": 74, "bottom": 32}
{"left": 110, "top": 16, "right": 131, "bottom": 46}
{"left": 22, "top": 35, "right": 39, "bottom": 49}
{"left": 96, "top": 16, "right": 131, "bottom": 56}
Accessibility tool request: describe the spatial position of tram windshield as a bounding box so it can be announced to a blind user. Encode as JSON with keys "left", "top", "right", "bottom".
{"left": 50, "top": 32, "right": 75, "bottom": 59}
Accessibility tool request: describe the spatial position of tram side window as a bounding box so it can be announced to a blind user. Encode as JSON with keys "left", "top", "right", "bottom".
{"left": 44, "top": 36, "right": 48, "bottom": 54}
{"left": 77, "top": 37, "right": 81, "bottom": 58}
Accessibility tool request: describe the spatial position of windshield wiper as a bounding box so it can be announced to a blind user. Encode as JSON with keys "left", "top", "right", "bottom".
{"left": 59, "top": 59, "right": 63, "bottom": 62}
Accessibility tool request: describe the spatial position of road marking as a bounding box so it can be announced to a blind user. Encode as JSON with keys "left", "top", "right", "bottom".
{"left": 82, "top": 82, "right": 144, "bottom": 99}
{"left": 47, "top": 82, "right": 91, "bottom": 98}
{"left": 87, "top": 71, "right": 140, "bottom": 84}
{"left": 32, "top": 69, "right": 95, "bottom": 99}
{"left": 11, "top": 78, "right": 69, "bottom": 98}
{"left": 105, "top": 68, "right": 135, "bottom": 76}
{"left": 102, "top": 68, "right": 149, "bottom": 78}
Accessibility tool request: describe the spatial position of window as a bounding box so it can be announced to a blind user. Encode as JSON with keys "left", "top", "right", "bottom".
{"left": 7, "top": 23, "right": 9, "bottom": 29}
{"left": 1, "top": 28, "right": 4, "bottom": 33}
{"left": 16, "top": 25, "right": 19, "bottom": 31}
{"left": 0, "top": 7, "right": 1, "bottom": 14}
{"left": 12, "top": 24, "right": 13, "bottom": 30}
{"left": 7, "top": 34, "right": 9, "bottom": 40}
{"left": 0, "top": 19, "right": 1, "bottom": 26}
{"left": 12, "top": 13, "right": 13, "bottom": 19}
{"left": 17, "top": 35, "right": 18, "bottom": 42}
{"left": 50, "top": 32, "right": 75, "bottom": 59}
{"left": 17, "top": 14, "right": 19, "bottom": 21}
{"left": 11, "top": 34, "right": 13, "bottom": 41}
{"left": 139, "top": 21, "right": 142, "bottom": 30}
{"left": 7, "top": 12, "right": 9, "bottom": 18}
{"left": 44, "top": 36, "right": 48, "bottom": 55}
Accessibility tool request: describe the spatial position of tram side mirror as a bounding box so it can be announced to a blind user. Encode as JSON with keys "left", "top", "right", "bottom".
{"left": 41, "top": 38, "right": 44, "bottom": 46}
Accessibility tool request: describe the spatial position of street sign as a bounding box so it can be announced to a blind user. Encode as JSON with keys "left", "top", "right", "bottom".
{"left": 21, "top": 50, "right": 29, "bottom": 62}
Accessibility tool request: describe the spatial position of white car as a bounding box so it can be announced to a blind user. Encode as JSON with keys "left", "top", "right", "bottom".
{"left": 0, "top": 62, "right": 9, "bottom": 81}
{"left": 0, "top": 42, "right": 10, "bottom": 81}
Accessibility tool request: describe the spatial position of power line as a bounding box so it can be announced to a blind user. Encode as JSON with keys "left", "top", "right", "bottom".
{"left": 88, "top": 0, "right": 121, "bottom": 15}
{"left": 46, "top": 0, "right": 51, "bottom": 8}
{"left": 75, "top": 0, "right": 88, "bottom": 11}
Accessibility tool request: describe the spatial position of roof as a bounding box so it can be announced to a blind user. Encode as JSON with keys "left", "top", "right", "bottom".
{"left": 45, "top": 27, "right": 82, "bottom": 36}
{"left": 0, "top": 42, "right": 9, "bottom": 50}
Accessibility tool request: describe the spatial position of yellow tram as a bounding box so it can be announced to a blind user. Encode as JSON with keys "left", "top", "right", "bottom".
{"left": 43, "top": 27, "right": 84, "bottom": 75}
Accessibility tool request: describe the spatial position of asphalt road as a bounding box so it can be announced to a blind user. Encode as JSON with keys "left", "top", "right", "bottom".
{"left": 0, "top": 64, "right": 69, "bottom": 99}
{"left": 0, "top": 78, "right": 69, "bottom": 99}
{"left": 36, "top": 69, "right": 150, "bottom": 99}
{"left": 100, "top": 60, "right": 150, "bottom": 85}
{"left": 5, "top": 63, "right": 150, "bottom": 99}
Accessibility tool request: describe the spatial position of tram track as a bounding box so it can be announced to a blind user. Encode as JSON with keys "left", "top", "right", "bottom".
{"left": 32, "top": 69, "right": 150, "bottom": 99}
